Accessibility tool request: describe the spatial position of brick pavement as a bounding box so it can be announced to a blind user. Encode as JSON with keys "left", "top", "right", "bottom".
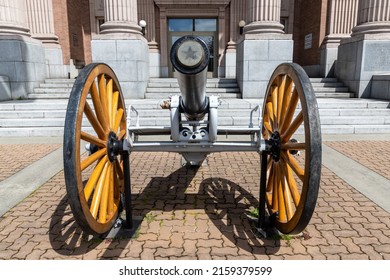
{"left": 0, "top": 144, "right": 61, "bottom": 182}
{"left": 1, "top": 143, "right": 390, "bottom": 260}
{"left": 326, "top": 141, "right": 390, "bottom": 181}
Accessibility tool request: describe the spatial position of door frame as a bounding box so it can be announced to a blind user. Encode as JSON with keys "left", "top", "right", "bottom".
{"left": 168, "top": 31, "right": 218, "bottom": 78}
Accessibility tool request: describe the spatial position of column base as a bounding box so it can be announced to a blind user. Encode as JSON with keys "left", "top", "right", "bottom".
{"left": 237, "top": 35, "right": 293, "bottom": 98}
{"left": 43, "top": 46, "right": 67, "bottom": 78}
{"left": 336, "top": 34, "right": 390, "bottom": 98}
{"left": 92, "top": 38, "right": 149, "bottom": 99}
{"left": 0, "top": 35, "right": 46, "bottom": 99}
{"left": 352, "top": 22, "right": 390, "bottom": 36}
{"left": 100, "top": 22, "right": 142, "bottom": 35}
{"left": 243, "top": 21, "right": 284, "bottom": 35}
{"left": 320, "top": 35, "right": 350, "bottom": 77}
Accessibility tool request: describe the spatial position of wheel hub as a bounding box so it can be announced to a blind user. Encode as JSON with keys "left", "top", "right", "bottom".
{"left": 107, "top": 132, "right": 122, "bottom": 162}
{"left": 268, "top": 131, "right": 281, "bottom": 162}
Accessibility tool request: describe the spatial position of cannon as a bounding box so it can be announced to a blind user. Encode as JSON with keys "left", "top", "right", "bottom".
{"left": 63, "top": 35, "right": 322, "bottom": 237}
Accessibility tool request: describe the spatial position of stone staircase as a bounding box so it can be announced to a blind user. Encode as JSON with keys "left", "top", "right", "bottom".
{"left": 0, "top": 78, "right": 389, "bottom": 136}
{"left": 145, "top": 78, "right": 241, "bottom": 99}
{"left": 310, "top": 78, "right": 354, "bottom": 98}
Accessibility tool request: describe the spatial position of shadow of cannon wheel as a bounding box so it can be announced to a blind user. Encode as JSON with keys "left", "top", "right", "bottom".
{"left": 49, "top": 195, "right": 109, "bottom": 256}
{"left": 200, "top": 177, "right": 280, "bottom": 254}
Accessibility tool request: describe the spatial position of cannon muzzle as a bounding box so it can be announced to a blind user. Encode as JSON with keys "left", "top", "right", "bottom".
{"left": 170, "top": 36, "right": 210, "bottom": 120}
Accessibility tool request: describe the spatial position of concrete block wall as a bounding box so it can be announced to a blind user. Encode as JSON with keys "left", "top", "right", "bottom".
{"left": 92, "top": 38, "right": 150, "bottom": 99}
{"left": 371, "top": 75, "right": 390, "bottom": 100}
{"left": 237, "top": 35, "right": 293, "bottom": 98}
{"left": 0, "top": 37, "right": 46, "bottom": 100}
{"left": 0, "top": 76, "right": 11, "bottom": 101}
{"left": 336, "top": 34, "right": 390, "bottom": 98}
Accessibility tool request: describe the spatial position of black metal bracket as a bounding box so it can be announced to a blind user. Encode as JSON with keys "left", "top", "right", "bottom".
{"left": 121, "top": 146, "right": 133, "bottom": 230}
{"left": 253, "top": 151, "right": 279, "bottom": 239}
{"left": 103, "top": 140, "right": 140, "bottom": 239}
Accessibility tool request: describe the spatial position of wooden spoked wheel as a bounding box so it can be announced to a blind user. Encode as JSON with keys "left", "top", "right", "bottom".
{"left": 64, "top": 63, "right": 127, "bottom": 235}
{"left": 261, "top": 63, "right": 322, "bottom": 235}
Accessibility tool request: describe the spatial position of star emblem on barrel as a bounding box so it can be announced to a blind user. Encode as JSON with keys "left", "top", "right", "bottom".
{"left": 177, "top": 40, "right": 205, "bottom": 68}
{"left": 183, "top": 46, "right": 198, "bottom": 60}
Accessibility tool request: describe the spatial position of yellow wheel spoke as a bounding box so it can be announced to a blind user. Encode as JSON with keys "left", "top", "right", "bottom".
{"left": 271, "top": 86, "right": 279, "bottom": 129}
{"left": 281, "top": 151, "right": 304, "bottom": 181}
{"left": 267, "top": 156, "right": 272, "bottom": 171}
{"left": 115, "top": 159, "right": 124, "bottom": 180}
{"left": 277, "top": 75, "right": 286, "bottom": 122}
{"left": 266, "top": 101, "right": 275, "bottom": 129}
{"left": 108, "top": 166, "right": 115, "bottom": 215}
{"left": 112, "top": 91, "right": 119, "bottom": 129}
{"left": 99, "top": 74, "right": 109, "bottom": 122}
{"left": 272, "top": 163, "right": 279, "bottom": 212}
{"left": 280, "top": 166, "right": 295, "bottom": 221}
{"left": 99, "top": 163, "right": 112, "bottom": 223}
{"left": 282, "top": 111, "right": 303, "bottom": 143}
{"left": 263, "top": 120, "right": 273, "bottom": 137}
{"left": 281, "top": 142, "right": 306, "bottom": 150}
{"left": 117, "top": 129, "right": 126, "bottom": 140}
{"left": 280, "top": 89, "right": 298, "bottom": 133}
{"left": 266, "top": 162, "right": 275, "bottom": 192}
{"left": 91, "top": 81, "right": 109, "bottom": 133}
{"left": 90, "top": 162, "right": 109, "bottom": 219}
{"left": 281, "top": 161, "right": 301, "bottom": 206}
{"left": 84, "top": 156, "right": 108, "bottom": 201}
{"left": 84, "top": 102, "right": 106, "bottom": 140}
{"left": 280, "top": 76, "right": 293, "bottom": 127}
{"left": 81, "top": 131, "right": 106, "bottom": 148}
{"left": 276, "top": 163, "right": 287, "bottom": 222}
{"left": 113, "top": 108, "right": 124, "bottom": 134}
{"left": 106, "top": 79, "right": 113, "bottom": 128}
{"left": 81, "top": 148, "right": 106, "bottom": 171}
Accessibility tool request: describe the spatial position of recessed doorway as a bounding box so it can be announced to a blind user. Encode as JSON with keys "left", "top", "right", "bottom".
{"left": 168, "top": 18, "right": 218, "bottom": 78}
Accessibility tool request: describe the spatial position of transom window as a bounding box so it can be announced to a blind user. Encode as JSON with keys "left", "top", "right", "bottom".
{"left": 168, "top": 18, "right": 217, "bottom": 32}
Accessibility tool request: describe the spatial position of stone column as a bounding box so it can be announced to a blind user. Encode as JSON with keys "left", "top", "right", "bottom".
{"left": 237, "top": 0, "right": 293, "bottom": 98}
{"left": 0, "top": 0, "right": 46, "bottom": 100}
{"left": 0, "top": 0, "right": 30, "bottom": 36}
{"left": 352, "top": 0, "right": 390, "bottom": 35}
{"left": 92, "top": 0, "right": 149, "bottom": 98}
{"left": 138, "top": 0, "right": 160, "bottom": 77}
{"left": 26, "top": 0, "right": 59, "bottom": 44}
{"left": 100, "top": 0, "right": 141, "bottom": 34}
{"left": 336, "top": 0, "right": 390, "bottom": 98}
{"left": 26, "top": 0, "right": 66, "bottom": 78}
{"left": 226, "top": 0, "right": 244, "bottom": 78}
{"left": 321, "top": 0, "right": 358, "bottom": 77}
{"left": 244, "top": 0, "right": 284, "bottom": 34}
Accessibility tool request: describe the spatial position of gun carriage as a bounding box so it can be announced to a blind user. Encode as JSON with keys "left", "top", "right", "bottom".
{"left": 63, "top": 36, "right": 322, "bottom": 237}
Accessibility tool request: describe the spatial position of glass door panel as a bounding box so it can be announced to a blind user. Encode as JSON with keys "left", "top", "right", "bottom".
{"left": 168, "top": 18, "right": 218, "bottom": 78}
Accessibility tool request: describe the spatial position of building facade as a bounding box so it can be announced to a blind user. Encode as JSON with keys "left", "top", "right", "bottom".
{"left": 1, "top": 0, "right": 389, "bottom": 100}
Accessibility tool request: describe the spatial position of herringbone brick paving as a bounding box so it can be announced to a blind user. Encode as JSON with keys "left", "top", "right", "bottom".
{"left": 0, "top": 145, "right": 390, "bottom": 260}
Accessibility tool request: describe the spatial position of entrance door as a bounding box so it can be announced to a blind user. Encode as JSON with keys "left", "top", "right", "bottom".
{"left": 168, "top": 18, "right": 217, "bottom": 78}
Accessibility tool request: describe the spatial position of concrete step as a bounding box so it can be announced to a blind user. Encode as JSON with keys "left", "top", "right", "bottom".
{"left": 313, "top": 87, "right": 349, "bottom": 92}
{"left": 310, "top": 78, "right": 339, "bottom": 83}
{"left": 315, "top": 92, "right": 354, "bottom": 98}
{"left": 1, "top": 98, "right": 389, "bottom": 136}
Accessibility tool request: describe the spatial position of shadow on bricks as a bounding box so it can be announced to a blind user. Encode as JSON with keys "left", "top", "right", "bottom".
{"left": 49, "top": 196, "right": 112, "bottom": 256}
{"left": 48, "top": 165, "right": 280, "bottom": 258}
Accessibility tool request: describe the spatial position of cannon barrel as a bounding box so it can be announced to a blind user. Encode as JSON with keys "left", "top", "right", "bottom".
{"left": 170, "top": 36, "right": 210, "bottom": 120}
